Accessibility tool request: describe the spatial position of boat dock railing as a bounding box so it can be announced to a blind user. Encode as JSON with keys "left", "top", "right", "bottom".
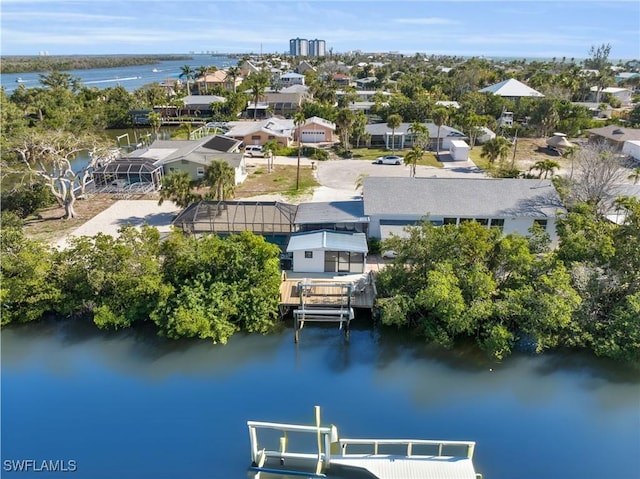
{"left": 338, "top": 437, "right": 476, "bottom": 460}
{"left": 247, "top": 419, "right": 337, "bottom": 471}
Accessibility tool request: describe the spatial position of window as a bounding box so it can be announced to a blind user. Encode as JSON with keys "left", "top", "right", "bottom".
{"left": 533, "top": 219, "right": 548, "bottom": 230}
{"left": 475, "top": 218, "right": 489, "bottom": 226}
{"left": 304, "top": 251, "right": 313, "bottom": 259}
{"left": 443, "top": 218, "right": 457, "bottom": 225}
{"left": 490, "top": 218, "right": 505, "bottom": 229}
{"left": 251, "top": 135, "right": 260, "bottom": 140}
{"left": 196, "top": 167, "right": 205, "bottom": 177}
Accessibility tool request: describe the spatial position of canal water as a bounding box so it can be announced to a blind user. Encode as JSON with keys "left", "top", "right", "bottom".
{"left": 2, "top": 319, "right": 639, "bottom": 479}
{"left": 1, "top": 54, "right": 237, "bottom": 94}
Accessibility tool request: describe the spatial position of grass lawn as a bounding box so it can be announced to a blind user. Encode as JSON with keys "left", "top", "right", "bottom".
{"left": 236, "top": 164, "right": 319, "bottom": 199}
{"left": 469, "top": 138, "right": 570, "bottom": 173}
{"left": 348, "top": 147, "right": 443, "bottom": 168}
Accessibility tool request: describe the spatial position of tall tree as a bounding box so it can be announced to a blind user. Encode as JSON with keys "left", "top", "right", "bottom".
{"left": 404, "top": 145, "right": 424, "bottom": 178}
{"left": 179, "top": 65, "right": 194, "bottom": 96}
{"left": 408, "top": 121, "right": 429, "bottom": 151}
{"left": 431, "top": 107, "right": 450, "bottom": 158}
{"left": 335, "top": 108, "right": 355, "bottom": 153}
{"left": 11, "top": 130, "right": 114, "bottom": 219}
{"left": 293, "top": 111, "right": 306, "bottom": 190}
{"left": 568, "top": 142, "right": 628, "bottom": 212}
{"left": 204, "top": 160, "right": 236, "bottom": 200}
{"left": 585, "top": 43, "right": 613, "bottom": 104}
{"left": 226, "top": 66, "right": 241, "bottom": 93}
{"left": 245, "top": 72, "right": 269, "bottom": 120}
{"left": 386, "top": 113, "right": 402, "bottom": 152}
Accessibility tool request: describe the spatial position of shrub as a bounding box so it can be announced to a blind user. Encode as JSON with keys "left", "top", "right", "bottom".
{"left": 1, "top": 184, "right": 56, "bottom": 218}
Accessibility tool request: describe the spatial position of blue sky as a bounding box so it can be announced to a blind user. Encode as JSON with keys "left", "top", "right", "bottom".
{"left": 1, "top": 0, "right": 639, "bottom": 60}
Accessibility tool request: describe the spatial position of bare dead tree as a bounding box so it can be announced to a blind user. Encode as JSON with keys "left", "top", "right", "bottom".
{"left": 568, "top": 141, "right": 628, "bottom": 214}
{"left": 12, "top": 130, "right": 116, "bottom": 219}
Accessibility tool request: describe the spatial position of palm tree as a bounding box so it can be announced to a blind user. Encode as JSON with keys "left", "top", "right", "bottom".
{"left": 404, "top": 145, "right": 424, "bottom": 178}
{"left": 481, "top": 136, "right": 512, "bottom": 165}
{"left": 196, "top": 66, "right": 211, "bottom": 94}
{"left": 247, "top": 72, "right": 269, "bottom": 120}
{"left": 158, "top": 170, "right": 198, "bottom": 207}
{"left": 179, "top": 65, "right": 194, "bottom": 96}
{"left": 408, "top": 121, "right": 429, "bottom": 151}
{"left": 227, "top": 66, "right": 241, "bottom": 93}
{"left": 204, "top": 160, "right": 235, "bottom": 200}
{"left": 431, "top": 107, "right": 450, "bottom": 159}
{"left": 530, "top": 159, "right": 560, "bottom": 179}
{"left": 335, "top": 108, "right": 355, "bottom": 154}
{"left": 386, "top": 114, "right": 402, "bottom": 152}
{"left": 294, "top": 111, "right": 306, "bottom": 190}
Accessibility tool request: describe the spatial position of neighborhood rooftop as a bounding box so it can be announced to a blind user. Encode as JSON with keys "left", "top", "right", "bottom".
{"left": 363, "top": 177, "right": 564, "bottom": 218}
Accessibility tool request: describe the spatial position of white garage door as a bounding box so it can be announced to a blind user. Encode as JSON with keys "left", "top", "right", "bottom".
{"left": 301, "top": 130, "right": 326, "bottom": 143}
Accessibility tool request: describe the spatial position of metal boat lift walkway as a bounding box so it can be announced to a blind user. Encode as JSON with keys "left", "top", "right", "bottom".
{"left": 247, "top": 407, "right": 482, "bottom": 479}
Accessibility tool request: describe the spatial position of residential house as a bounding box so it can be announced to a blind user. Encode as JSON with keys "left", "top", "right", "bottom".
{"left": 129, "top": 134, "right": 247, "bottom": 185}
{"left": 280, "top": 72, "right": 306, "bottom": 87}
{"left": 589, "top": 86, "right": 633, "bottom": 105}
{"left": 246, "top": 85, "right": 311, "bottom": 118}
{"left": 365, "top": 122, "right": 467, "bottom": 150}
{"left": 479, "top": 78, "right": 544, "bottom": 100}
{"left": 181, "top": 95, "right": 226, "bottom": 117}
{"left": 295, "top": 116, "right": 337, "bottom": 143}
{"left": 331, "top": 72, "right": 352, "bottom": 87}
{"left": 286, "top": 230, "right": 368, "bottom": 274}
{"left": 296, "top": 60, "right": 317, "bottom": 74}
{"left": 362, "top": 177, "right": 565, "bottom": 245}
{"left": 586, "top": 125, "right": 640, "bottom": 151}
{"left": 225, "top": 118, "right": 295, "bottom": 148}
{"left": 355, "top": 77, "right": 378, "bottom": 89}
{"left": 196, "top": 70, "right": 242, "bottom": 93}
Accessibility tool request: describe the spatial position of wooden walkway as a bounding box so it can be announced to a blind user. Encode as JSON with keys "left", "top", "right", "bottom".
{"left": 279, "top": 273, "right": 376, "bottom": 311}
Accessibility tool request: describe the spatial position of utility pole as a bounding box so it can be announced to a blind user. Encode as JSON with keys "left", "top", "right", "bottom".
{"left": 510, "top": 128, "right": 518, "bottom": 169}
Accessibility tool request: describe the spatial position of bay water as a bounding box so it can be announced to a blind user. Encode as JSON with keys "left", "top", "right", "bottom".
{"left": 2, "top": 319, "right": 639, "bottom": 479}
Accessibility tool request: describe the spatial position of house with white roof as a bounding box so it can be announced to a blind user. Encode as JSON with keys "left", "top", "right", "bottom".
{"left": 280, "top": 72, "right": 306, "bottom": 87}
{"left": 286, "top": 230, "right": 368, "bottom": 273}
{"left": 589, "top": 86, "right": 633, "bottom": 105}
{"left": 365, "top": 122, "right": 466, "bottom": 150}
{"left": 362, "top": 177, "right": 565, "bottom": 245}
{"left": 479, "top": 78, "right": 544, "bottom": 100}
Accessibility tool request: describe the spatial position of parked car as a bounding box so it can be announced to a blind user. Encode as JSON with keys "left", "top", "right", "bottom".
{"left": 244, "top": 145, "right": 265, "bottom": 157}
{"left": 374, "top": 155, "right": 403, "bottom": 165}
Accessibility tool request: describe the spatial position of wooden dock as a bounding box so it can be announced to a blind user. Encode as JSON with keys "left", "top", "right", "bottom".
{"left": 279, "top": 272, "right": 376, "bottom": 311}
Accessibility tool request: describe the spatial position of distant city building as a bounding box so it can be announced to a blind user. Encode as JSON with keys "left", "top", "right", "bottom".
{"left": 289, "top": 38, "right": 309, "bottom": 57}
{"left": 309, "top": 39, "right": 326, "bottom": 57}
{"left": 289, "top": 37, "right": 325, "bottom": 57}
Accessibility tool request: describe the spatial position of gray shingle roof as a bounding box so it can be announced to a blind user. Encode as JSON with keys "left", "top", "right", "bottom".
{"left": 363, "top": 177, "right": 564, "bottom": 218}
{"left": 294, "top": 200, "right": 367, "bottom": 224}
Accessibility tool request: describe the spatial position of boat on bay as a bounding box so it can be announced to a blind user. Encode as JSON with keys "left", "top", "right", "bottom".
{"left": 247, "top": 406, "right": 482, "bottom": 478}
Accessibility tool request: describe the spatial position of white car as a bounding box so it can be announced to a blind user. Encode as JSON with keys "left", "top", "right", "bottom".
{"left": 374, "top": 155, "right": 403, "bottom": 165}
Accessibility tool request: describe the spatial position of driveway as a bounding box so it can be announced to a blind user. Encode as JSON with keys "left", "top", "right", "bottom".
{"left": 315, "top": 158, "right": 485, "bottom": 191}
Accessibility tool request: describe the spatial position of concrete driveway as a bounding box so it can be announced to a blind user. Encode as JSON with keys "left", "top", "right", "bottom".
{"left": 315, "top": 158, "right": 485, "bottom": 191}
